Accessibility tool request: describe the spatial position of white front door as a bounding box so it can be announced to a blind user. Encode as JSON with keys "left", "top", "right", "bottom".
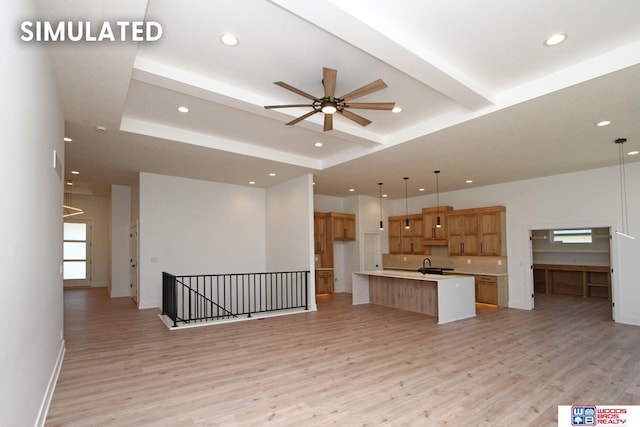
{"left": 63, "top": 220, "right": 91, "bottom": 287}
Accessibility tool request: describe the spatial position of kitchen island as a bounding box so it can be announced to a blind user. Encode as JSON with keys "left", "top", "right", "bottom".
{"left": 352, "top": 270, "right": 476, "bottom": 324}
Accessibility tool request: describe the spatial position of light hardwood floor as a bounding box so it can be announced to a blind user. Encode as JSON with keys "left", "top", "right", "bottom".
{"left": 46, "top": 289, "right": 640, "bottom": 426}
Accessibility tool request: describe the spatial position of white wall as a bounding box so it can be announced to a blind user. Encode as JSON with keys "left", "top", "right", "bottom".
{"left": 71, "top": 194, "right": 110, "bottom": 288}
{"left": 110, "top": 185, "right": 132, "bottom": 297}
{"left": 265, "top": 174, "right": 313, "bottom": 271}
{"left": 388, "top": 164, "right": 640, "bottom": 325}
{"left": 138, "top": 172, "right": 267, "bottom": 309}
{"left": 266, "top": 174, "right": 316, "bottom": 309}
{"left": 1, "top": 0, "right": 66, "bottom": 424}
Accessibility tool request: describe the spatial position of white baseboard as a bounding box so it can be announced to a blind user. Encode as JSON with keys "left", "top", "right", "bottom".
{"left": 34, "top": 340, "right": 65, "bottom": 427}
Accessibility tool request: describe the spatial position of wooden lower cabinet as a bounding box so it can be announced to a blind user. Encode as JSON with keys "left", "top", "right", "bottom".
{"left": 315, "top": 269, "right": 334, "bottom": 294}
{"left": 475, "top": 275, "right": 498, "bottom": 305}
{"left": 457, "top": 273, "right": 506, "bottom": 306}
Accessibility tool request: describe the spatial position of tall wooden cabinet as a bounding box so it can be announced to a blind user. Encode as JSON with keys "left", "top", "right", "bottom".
{"left": 313, "top": 212, "right": 357, "bottom": 295}
{"left": 447, "top": 206, "right": 506, "bottom": 256}
{"left": 314, "top": 213, "right": 332, "bottom": 268}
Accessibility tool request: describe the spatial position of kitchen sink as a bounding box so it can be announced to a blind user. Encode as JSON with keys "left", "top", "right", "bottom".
{"left": 417, "top": 267, "right": 454, "bottom": 275}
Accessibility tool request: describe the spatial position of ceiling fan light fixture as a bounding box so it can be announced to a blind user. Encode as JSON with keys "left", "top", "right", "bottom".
{"left": 265, "top": 67, "right": 395, "bottom": 131}
{"left": 392, "top": 105, "right": 402, "bottom": 113}
{"left": 321, "top": 103, "right": 337, "bottom": 114}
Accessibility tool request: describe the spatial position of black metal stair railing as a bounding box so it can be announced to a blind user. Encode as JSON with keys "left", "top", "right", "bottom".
{"left": 162, "top": 271, "right": 309, "bottom": 328}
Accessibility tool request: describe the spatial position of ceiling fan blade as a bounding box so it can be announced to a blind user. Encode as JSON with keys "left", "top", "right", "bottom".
{"left": 274, "top": 81, "right": 318, "bottom": 101}
{"left": 323, "top": 67, "right": 337, "bottom": 100}
{"left": 338, "top": 109, "right": 372, "bottom": 127}
{"left": 286, "top": 110, "right": 319, "bottom": 126}
{"left": 264, "top": 104, "right": 314, "bottom": 109}
{"left": 339, "top": 79, "right": 388, "bottom": 101}
{"left": 324, "top": 113, "right": 333, "bottom": 131}
{"left": 344, "top": 102, "right": 396, "bottom": 110}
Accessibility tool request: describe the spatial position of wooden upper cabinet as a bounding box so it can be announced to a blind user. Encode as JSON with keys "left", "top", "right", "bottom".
{"left": 331, "top": 213, "right": 356, "bottom": 241}
{"left": 479, "top": 211, "right": 502, "bottom": 256}
{"left": 447, "top": 206, "right": 505, "bottom": 256}
{"left": 422, "top": 206, "right": 453, "bottom": 246}
{"left": 448, "top": 213, "right": 479, "bottom": 255}
{"left": 389, "top": 214, "right": 424, "bottom": 254}
{"left": 388, "top": 217, "right": 403, "bottom": 254}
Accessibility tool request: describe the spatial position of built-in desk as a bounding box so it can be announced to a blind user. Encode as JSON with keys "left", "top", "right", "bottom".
{"left": 533, "top": 264, "right": 610, "bottom": 299}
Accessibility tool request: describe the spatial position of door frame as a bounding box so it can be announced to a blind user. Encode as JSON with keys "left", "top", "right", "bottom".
{"left": 528, "top": 223, "right": 614, "bottom": 320}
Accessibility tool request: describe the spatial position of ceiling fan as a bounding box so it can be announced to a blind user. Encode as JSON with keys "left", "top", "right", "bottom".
{"left": 264, "top": 67, "right": 396, "bottom": 131}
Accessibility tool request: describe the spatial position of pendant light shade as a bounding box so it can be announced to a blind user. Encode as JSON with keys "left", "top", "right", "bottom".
{"left": 378, "top": 182, "right": 384, "bottom": 230}
{"left": 614, "top": 138, "right": 635, "bottom": 239}
{"left": 434, "top": 170, "right": 441, "bottom": 228}
{"left": 404, "top": 177, "right": 410, "bottom": 229}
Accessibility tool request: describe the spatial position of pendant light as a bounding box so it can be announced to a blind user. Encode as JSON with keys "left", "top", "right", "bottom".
{"left": 614, "top": 138, "right": 635, "bottom": 239}
{"left": 404, "top": 177, "right": 410, "bottom": 229}
{"left": 63, "top": 180, "right": 84, "bottom": 218}
{"left": 434, "top": 170, "right": 441, "bottom": 228}
{"left": 378, "top": 182, "right": 384, "bottom": 230}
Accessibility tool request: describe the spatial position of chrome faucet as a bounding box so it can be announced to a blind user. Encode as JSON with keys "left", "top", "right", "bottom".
{"left": 422, "top": 257, "right": 432, "bottom": 268}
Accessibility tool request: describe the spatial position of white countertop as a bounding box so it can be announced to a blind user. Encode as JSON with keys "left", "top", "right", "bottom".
{"left": 356, "top": 270, "right": 470, "bottom": 281}
{"left": 383, "top": 267, "right": 508, "bottom": 277}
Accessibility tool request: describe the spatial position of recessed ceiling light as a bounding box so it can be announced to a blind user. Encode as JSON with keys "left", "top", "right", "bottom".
{"left": 419, "top": 188, "right": 425, "bottom": 192}
{"left": 382, "top": 194, "right": 388, "bottom": 198}
{"left": 96, "top": 125, "right": 107, "bottom": 133}
{"left": 64, "top": 137, "right": 72, "bottom": 142}
{"left": 544, "top": 32, "right": 567, "bottom": 47}
{"left": 348, "top": 188, "right": 355, "bottom": 192}
{"left": 392, "top": 106, "right": 402, "bottom": 113}
{"left": 66, "top": 181, "right": 73, "bottom": 186}
{"left": 220, "top": 33, "right": 239, "bottom": 47}
{"left": 248, "top": 181, "right": 256, "bottom": 185}
{"left": 71, "top": 170, "right": 80, "bottom": 175}
{"left": 628, "top": 151, "right": 639, "bottom": 156}
{"left": 315, "top": 142, "right": 323, "bottom": 147}
{"left": 466, "top": 180, "right": 473, "bottom": 183}
{"left": 596, "top": 120, "right": 611, "bottom": 127}
{"left": 177, "top": 106, "right": 189, "bottom": 113}
{"left": 269, "top": 173, "right": 276, "bottom": 177}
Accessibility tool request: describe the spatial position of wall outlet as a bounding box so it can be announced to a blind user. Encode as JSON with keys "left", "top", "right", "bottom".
{"left": 467, "top": 259, "right": 471, "bottom": 264}
{"left": 403, "top": 257, "right": 407, "bottom": 261}
{"left": 498, "top": 260, "right": 502, "bottom": 266}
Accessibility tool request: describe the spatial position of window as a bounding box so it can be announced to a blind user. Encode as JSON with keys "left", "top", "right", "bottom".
{"left": 63, "top": 222, "right": 88, "bottom": 280}
{"left": 551, "top": 228, "right": 593, "bottom": 244}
